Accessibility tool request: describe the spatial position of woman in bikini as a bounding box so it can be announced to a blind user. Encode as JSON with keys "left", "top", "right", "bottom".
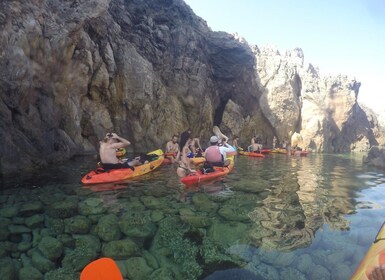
{"left": 176, "top": 137, "right": 196, "bottom": 178}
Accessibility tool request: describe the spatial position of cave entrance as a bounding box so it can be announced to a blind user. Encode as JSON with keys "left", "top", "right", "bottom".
{"left": 213, "top": 98, "right": 229, "bottom": 126}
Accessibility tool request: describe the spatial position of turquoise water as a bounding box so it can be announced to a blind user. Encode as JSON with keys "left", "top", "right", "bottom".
{"left": 1, "top": 153, "right": 385, "bottom": 279}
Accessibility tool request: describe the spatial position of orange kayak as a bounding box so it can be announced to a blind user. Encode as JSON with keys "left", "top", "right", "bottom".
{"left": 181, "top": 156, "right": 234, "bottom": 185}
{"left": 81, "top": 258, "right": 123, "bottom": 280}
{"left": 239, "top": 151, "right": 265, "bottom": 158}
{"left": 352, "top": 222, "right": 385, "bottom": 279}
{"left": 81, "top": 149, "right": 164, "bottom": 185}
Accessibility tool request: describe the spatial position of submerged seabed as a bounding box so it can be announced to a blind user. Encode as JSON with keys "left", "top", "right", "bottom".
{"left": 0, "top": 153, "right": 385, "bottom": 280}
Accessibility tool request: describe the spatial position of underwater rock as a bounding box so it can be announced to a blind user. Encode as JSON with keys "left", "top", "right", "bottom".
{"left": 123, "top": 257, "right": 154, "bottom": 280}
{"left": 208, "top": 221, "right": 249, "bottom": 247}
{"left": 142, "top": 250, "right": 159, "bottom": 270}
{"left": 79, "top": 198, "right": 107, "bottom": 216}
{"left": 73, "top": 234, "right": 101, "bottom": 254}
{"left": 119, "top": 212, "right": 156, "bottom": 238}
{"left": 44, "top": 216, "right": 65, "bottom": 236}
{"left": 218, "top": 205, "right": 250, "bottom": 222}
{"left": 308, "top": 264, "right": 331, "bottom": 280}
{"left": 38, "top": 236, "right": 63, "bottom": 261}
{"left": 149, "top": 267, "right": 179, "bottom": 280}
{"left": 25, "top": 214, "right": 44, "bottom": 229}
{"left": 150, "top": 210, "right": 165, "bottom": 222}
{"left": 57, "top": 234, "right": 75, "bottom": 248}
{"left": 245, "top": 261, "right": 280, "bottom": 280}
{"left": 95, "top": 214, "right": 122, "bottom": 241}
{"left": 192, "top": 193, "right": 218, "bottom": 213}
{"left": 62, "top": 248, "right": 98, "bottom": 272}
{"left": 46, "top": 199, "right": 78, "bottom": 219}
{"left": 140, "top": 196, "right": 163, "bottom": 210}
{"left": 43, "top": 267, "right": 79, "bottom": 280}
{"left": 180, "top": 214, "right": 212, "bottom": 228}
{"left": 295, "top": 253, "right": 314, "bottom": 274}
{"left": 64, "top": 215, "right": 92, "bottom": 234}
{"left": 203, "top": 268, "right": 261, "bottom": 280}
{"left": 102, "top": 239, "right": 139, "bottom": 259}
{"left": 258, "top": 250, "right": 295, "bottom": 267}
{"left": 18, "top": 201, "right": 44, "bottom": 217}
{"left": 331, "top": 263, "right": 352, "bottom": 280}
{"left": 0, "top": 257, "right": 17, "bottom": 280}
{"left": 17, "top": 241, "right": 32, "bottom": 252}
{"left": 8, "top": 224, "right": 31, "bottom": 234}
{"left": 279, "top": 267, "right": 306, "bottom": 280}
{"left": 0, "top": 228, "right": 10, "bottom": 241}
{"left": 19, "top": 266, "right": 43, "bottom": 280}
{"left": 31, "top": 250, "right": 55, "bottom": 273}
{"left": 0, "top": 206, "right": 19, "bottom": 218}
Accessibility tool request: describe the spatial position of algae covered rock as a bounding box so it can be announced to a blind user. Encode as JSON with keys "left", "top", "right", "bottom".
{"left": 43, "top": 267, "right": 79, "bottom": 280}
{"left": 19, "top": 266, "right": 43, "bottom": 280}
{"left": 18, "top": 201, "right": 44, "bottom": 217}
{"left": 119, "top": 212, "right": 156, "bottom": 238}
{"left": 0, "top": 205, "right": 19, "bottom": 218}
{"left": 64, "top": 215, "right": 92, "bottom": 234}
{"left": 25, "top": 214, "right": 44, "bottom": 229}
{"left": 180, "top": 214, "right": 212, "bottom": 228}
{"left": 46, "top": 199, "right": 78, "bottom": 219}
{"left": 102, "top": 239, "right": 139, "bottom": 259}
{"left": 74, "top": 234, "right": 101, "bottom": 254}
{"left": 218, "top": 204, "right": 251, "bottom": 222}
{"left": 140, "top": 196, "right": 163, "bottom": 210}
{"left": 208, "top": 221, "right": 249, "bottom": 247}
{"left": 62, "top": 248, "right": 98, "bottom": 272}
{"left": 0, "top": 257, "right": 17, "bottom": 280}
{"left": 79, "top": 198, "right": 107, "bottom": 216}
{"left": 192, "top": 193, "right": 218, "bottom": 213}
{"left": 31, "top": 250, "right": 55, "bottom": 273}
{"left": 95, "top": 214, "right": 122, "bottom": 241}
{"left": 124, "top": 257, "right": 154, "bottom": 280}
{"left": 38, "top": 236, "right": 63, "bottom": 261}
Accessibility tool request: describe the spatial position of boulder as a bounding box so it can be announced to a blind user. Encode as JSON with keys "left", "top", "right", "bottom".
{"left": 102, "top": 239, "right": 139, "bottom": 259}
{"left": 38, "top": 236, "right": 63, "bottom": 261}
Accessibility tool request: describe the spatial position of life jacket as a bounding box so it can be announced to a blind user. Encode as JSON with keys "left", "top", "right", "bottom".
{"left": 205, "top": 146, "right": 223, "bottom": 163}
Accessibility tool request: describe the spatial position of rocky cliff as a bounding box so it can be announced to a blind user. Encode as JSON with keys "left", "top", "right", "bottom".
{"left": 0, "top": 0, "right": 383, "bottom": 176}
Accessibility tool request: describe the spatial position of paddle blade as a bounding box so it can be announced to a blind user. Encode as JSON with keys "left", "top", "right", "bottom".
{"left": 80, "top": 258, "right": 123, "bottom": 280}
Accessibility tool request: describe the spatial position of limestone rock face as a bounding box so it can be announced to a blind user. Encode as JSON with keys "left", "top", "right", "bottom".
{"left": 0, "top": 0, "right": 383, "bottom": 176}
{"left": 364, "top": 146, "right": 385, "bottom": 169}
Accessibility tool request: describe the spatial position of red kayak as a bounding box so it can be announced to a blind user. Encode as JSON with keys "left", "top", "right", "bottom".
{"left": 239, "top": 151, "right": 265, "bottom": 158}
{"left": 181, "top": 156, "right": 235, "bottom": 186}
{"left": 260, "top": 149, "right": 271, "bottom": 154}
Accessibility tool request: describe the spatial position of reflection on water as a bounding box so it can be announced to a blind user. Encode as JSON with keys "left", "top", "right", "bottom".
{"left": 0, "top": 153, "right": 385, "bottom": 279}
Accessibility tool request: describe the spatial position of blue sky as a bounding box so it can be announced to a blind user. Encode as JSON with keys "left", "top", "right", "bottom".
{"left": 184, "top": 0, "right": 385, "bottom": 112}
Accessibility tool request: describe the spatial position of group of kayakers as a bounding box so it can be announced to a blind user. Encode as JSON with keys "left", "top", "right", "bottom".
{"left": 97, "top": 128, "right": 305, "bottom": 178}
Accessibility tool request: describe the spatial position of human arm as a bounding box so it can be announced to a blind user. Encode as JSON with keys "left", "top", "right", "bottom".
{"left": 109, "top": 133, "right": 131, "bottom": 149}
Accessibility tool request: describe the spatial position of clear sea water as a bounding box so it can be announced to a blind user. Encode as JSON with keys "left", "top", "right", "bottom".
{"left": 1, "top": 152, "right": 385, "bottom": 279}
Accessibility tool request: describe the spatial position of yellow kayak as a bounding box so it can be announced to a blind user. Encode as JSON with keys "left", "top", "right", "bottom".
{"left": 271, "top": 148, "right": 288, "bottom": 154}
{"left": 351, "top": 222, "right": 385, "bottom": 279}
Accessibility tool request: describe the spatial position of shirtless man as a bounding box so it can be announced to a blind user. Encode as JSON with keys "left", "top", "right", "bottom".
{"left": 165, "top": 135, "right": 179, "bottom": 163}
{"left": 248, "top": 137, "right": 262, "bottom": 153}
{"left": 99, "top": 133, "right": 140, "bottom": 169}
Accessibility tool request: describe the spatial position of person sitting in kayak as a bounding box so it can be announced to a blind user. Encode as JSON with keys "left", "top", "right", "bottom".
{"left": 176, "top": 137, "right": 196, "bottom": 177}
{"left": 165, "top": 134, "right": 179, "bottom": 163}
{"left": 205, "top": 136, "right": 234, "bottom": 167}
{"left": 188, "top": 136, "right": 203, "bottom": 156}
{"left": 248, "top": 137, "right": 262, "bottom": 153}
{"left": 231, "top": 135, "right": 242, "bottom": 151}
{"left": 99, "top": 133, "right": 140, "bottom": 170}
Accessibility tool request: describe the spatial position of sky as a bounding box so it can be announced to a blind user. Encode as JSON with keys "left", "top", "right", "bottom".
{"left": 184, "top": 0, "right": 385, "bottom": 112}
